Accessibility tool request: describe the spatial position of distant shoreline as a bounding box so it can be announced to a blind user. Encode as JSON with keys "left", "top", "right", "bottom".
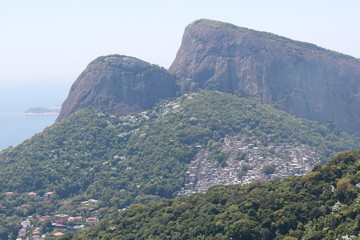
{"left": 23, "top": 106, "right": 61, "bottom": 116}
{"left": 21, "top": 112, "right": 59, "bottom": 116}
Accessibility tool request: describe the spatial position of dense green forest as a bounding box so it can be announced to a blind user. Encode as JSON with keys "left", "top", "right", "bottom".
{"left": 0, "top": 91, "right": 358, "bottom": 238}
{"left": 0, "top": 91, "right": 358, "bottom": 205}
{"left": 73, "top": 150, "right": 360, "bottom": 240}
{"left": 0, "top": 91, "right": 357, "bottom": 205}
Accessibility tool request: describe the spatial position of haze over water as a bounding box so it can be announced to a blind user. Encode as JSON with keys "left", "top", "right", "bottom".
{"left": 0, "top": 81, "right": 69, "bottom": 150}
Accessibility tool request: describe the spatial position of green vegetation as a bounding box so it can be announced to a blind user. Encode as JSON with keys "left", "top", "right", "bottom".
{"left": 73, "top": 150, "right": 360, "bottom": 240}
{"left": 235, "top": 151, "right": 249, "bottom": 161}
{"left": 0, "top": 90, "right": 357, "bottom": 203}
{"left": 0, "top": 91, "right": 355, "bottom": 199}
{"left": 262, "top": 164, "right": 276, "bottom": 175}
{"left": 0, "top": 90, "right": 358, "bottom": 238}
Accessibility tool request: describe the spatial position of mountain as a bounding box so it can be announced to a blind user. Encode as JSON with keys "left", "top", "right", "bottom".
{"left": 169, "top": 19, "right": 360, "bottom": 135}
{"left": 0, "top": 91, "right": 357, "bottom": 202}
{"left": 57, "top": 20, "right": 360, "bottom": 135}
{"left": 73, "top": 150, "right": 360, "bottom": 240}
{"left": 0, "top": 91, "right": 358, "bottom": 238}
{"left": 2, "top": 19, "right": 360, "bottom": 238}
{"left": 57, "top": 55, "right": 178, "bottom": 121}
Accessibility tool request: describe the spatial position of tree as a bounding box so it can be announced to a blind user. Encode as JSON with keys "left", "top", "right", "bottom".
{"left": 227, "top": 218, "right": 261, "bottom": 240}
{"left": 336, "top": 177, "right": 355, "bottom": 202}
{"left": 262, "top": 164, "right": 276, "bottom": 175}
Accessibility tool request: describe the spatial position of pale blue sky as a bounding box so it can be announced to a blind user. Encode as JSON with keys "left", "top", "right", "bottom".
{"left": 1, "top": 0, "right": 359, "bottom": 85}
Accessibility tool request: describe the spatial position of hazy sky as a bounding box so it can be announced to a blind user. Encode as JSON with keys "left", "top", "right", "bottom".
{"left": 1, "top": 0, "right": 359, "bottom": 86}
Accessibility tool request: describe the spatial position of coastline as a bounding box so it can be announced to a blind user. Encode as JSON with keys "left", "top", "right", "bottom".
{"left": 21, "top": 112, "right": 59, "bottom": 116}
{"left": 0, "top": 111, "right": 58, "bottom": 151}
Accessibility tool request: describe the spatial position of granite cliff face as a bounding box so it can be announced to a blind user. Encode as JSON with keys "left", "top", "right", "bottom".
{"left": 57, "top": 55, "right": 178, "bottom": 121}
{"left": 58, "top": 20, "right": 360, "bottom": 134}
{"left": 169, "top": 19, "right": 360, "bottom": 134}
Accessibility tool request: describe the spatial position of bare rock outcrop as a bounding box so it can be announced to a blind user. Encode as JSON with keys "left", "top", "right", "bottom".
{"left": 169, "top": 19, "right": 360, "bottom": 134}
{"left": 57, "top": 55, "right": 178, "bottom": 121}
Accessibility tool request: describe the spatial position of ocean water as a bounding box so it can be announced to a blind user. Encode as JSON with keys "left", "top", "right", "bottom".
{"left": 0, "top": 81, "right": 70, "bottom": 151}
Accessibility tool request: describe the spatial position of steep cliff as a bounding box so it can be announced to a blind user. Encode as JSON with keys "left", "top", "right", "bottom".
{"left": 169, "top": 19, "right": 360, "bottom": 134}
{"left": 57, "top": 55, "right": 178, "bottom": 121}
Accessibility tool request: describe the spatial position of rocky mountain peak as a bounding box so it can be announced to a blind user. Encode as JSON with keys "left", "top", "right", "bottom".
{"left": 169, "top": 19, "right": 360, "bottom": 134}
{"left": 57, "top": 55, "right": 178, "bottom": 121}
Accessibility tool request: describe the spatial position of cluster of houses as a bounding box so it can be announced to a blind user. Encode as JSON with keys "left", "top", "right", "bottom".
{"left": 16, "top": 213, "right": 99, "bottom": 239}
{"left": 2, "top": 193, "right": 101, "bottom": 240}
{"left": 5, "top": 191, "right": 56, "bottom": 198}
{"left": 178, "top": 135, "right": 321, "bottom": 197}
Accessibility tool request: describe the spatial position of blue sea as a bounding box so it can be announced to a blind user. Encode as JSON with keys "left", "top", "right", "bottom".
{"left": 0, "top": 81, "right": 70, "bottom": 151}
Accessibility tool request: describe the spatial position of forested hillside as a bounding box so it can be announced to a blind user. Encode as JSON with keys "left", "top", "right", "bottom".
{"left": 0, "top": 91, "right": 358, "bottom": 238}
{"left": 73, "top": 150, "right": 360, "bottom": 240}
{"left": 0, "top": 91, "right": 357, "bottom": 205}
